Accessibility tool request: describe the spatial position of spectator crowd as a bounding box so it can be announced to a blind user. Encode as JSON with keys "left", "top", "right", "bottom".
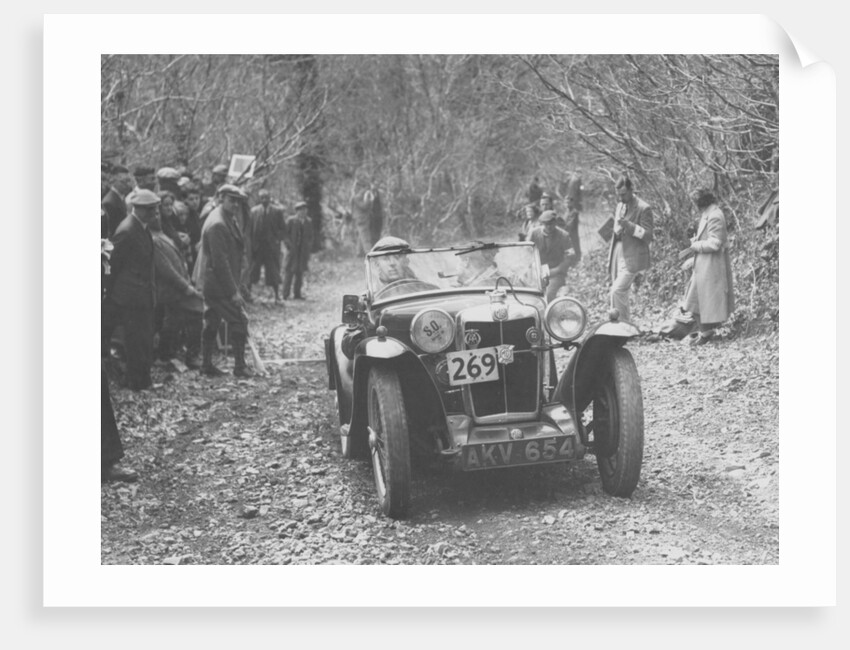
{"left": 100, "top": 160, "right": 315, "bottom": 480}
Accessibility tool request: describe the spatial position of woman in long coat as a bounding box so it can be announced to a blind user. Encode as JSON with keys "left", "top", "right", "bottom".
{"left": 679, "top": 189, "right": 735, "bottom": 344}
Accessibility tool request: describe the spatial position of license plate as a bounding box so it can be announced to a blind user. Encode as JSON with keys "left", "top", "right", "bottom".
{"left": 446, "top": 347, "right": 500, "bottom": 386}
{"left": 462, "top": 436, "right": 575, "bottom": 471}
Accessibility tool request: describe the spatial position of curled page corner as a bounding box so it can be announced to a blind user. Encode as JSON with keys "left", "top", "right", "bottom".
{"left": 786, "top": 32, "right": 823, "bottom": 69}
{"left": 765, "top": 14, "right": 825, "bottom": 69}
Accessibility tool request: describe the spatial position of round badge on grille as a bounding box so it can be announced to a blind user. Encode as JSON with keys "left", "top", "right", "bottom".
{"left": 464, "top": 329, "right": 481, "bottom": 348}
{"left": 492, "top": 305, "right": 508, "bottom": 321}
{"left": 526, "top": 327, "right": 541, "bottom": 345}
{"left": 509, "top": 428, "right": 524, "bottom": 440}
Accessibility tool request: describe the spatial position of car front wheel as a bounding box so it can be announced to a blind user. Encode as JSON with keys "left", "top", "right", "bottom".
{"left": 367, "top": 365, "right": 411, "bottom": 518}
{"left": 592, "top": 348, "right": 644, "bottom": 497}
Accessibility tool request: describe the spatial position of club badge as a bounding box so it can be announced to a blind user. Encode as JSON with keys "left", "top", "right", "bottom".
{"left": 497, "top": 344, "right": 515, "bottom": 365}
{"left": 464, "top": 329, "right": 481, "bottom": 349}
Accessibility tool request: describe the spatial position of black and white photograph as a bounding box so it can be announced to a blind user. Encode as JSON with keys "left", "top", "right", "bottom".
{"left": 39, "top": 12, "right": 836, "bottom": 618}
{"left": 97, "top": 50, "right": 780, "bottom": 566}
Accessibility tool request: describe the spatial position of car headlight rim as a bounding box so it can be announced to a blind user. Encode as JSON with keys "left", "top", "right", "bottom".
{"left": 410, "top": 308, "right": 455, "bottom": 354}
{"left": 544, "top": 297, "right": 587, "bottom": 342}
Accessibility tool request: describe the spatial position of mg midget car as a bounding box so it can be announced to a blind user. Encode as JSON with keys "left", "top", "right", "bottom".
{"left": 323, "top": 240, "right": 644, "bottom": 519}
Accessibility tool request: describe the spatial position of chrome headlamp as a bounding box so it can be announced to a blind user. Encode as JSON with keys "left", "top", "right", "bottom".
{"left": 410, "top": 309, "right": 455, "bottom": 353}
{"left": 544, "top": 297, "right": 587, "bottom": 342}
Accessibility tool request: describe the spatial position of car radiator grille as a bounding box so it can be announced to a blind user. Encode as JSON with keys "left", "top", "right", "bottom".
{"left": 464, "top": 318, "right": 539, "bottom": 418}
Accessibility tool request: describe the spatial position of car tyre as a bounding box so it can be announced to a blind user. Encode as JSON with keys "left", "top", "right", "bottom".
{"left": 367, "top": 365, "right": 411, "bottom": 518}
{"left": 592, "top": 347, "right": 644, "bottom": 497}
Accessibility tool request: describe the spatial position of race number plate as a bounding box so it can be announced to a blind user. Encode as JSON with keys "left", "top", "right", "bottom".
{"left": 462, "top": 436, "right": 575, "bottom": 471}
{"left": 446, "top": 347, "right": 500, "bottom": 386}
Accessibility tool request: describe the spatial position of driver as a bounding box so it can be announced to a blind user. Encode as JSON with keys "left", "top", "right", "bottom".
{"left": 342, "top": 236, "right": 415, "bottom": 359}
{"left": 372, "top": 236, "right": 417, "bottom": 285}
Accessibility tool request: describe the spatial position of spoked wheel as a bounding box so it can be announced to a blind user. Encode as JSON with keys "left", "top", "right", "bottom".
{"left": 367, "top": 366, "right": 411, "bottom": 518}
{"left": 590, "top": 348, "right": 644, "bottom": 497}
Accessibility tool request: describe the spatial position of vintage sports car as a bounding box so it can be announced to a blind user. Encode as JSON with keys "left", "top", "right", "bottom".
{"left": 324, "top": 241, "right": 644, "bottom": 518}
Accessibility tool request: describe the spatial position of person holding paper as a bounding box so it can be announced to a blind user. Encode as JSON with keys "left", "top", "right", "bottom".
{"left": 607, "top": 174, "right": 654, "bottom": 323}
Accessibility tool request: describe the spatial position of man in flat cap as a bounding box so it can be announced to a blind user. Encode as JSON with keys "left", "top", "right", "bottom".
{"left": 199, "top": 184, "right": 253, "bottom": 377}
{"left": 156, "top": 167, "right": 182, "bottom": 197}
{"left": 201, "top": 163, "right": 230, "bottom": 204}
{"left": 608, "top": 174, "right": 654, "bottom": 322}
{"left": 529, "top": 210, "right": 577, "bottom": 302}
{"left": 282, "top": 201, "right": 313, "bottom": 300}
{"left": 102, "top": 189, "right": 159, "bottom": 390}
{"left": 125, "top": 165, "right": 158, "bottom": 211}
{"left": 102, "top": 164, "right": 133, "bottom": 238}
{"left": 250, "top": 189, "right": 286, "bottom": 302}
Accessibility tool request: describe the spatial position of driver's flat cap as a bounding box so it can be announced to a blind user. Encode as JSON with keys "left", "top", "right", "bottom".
{"left": 371, "top": 236, "right": 410, "bottom": 253}
{"left": 538, "top": 210, "right": 557, "bottom": 223}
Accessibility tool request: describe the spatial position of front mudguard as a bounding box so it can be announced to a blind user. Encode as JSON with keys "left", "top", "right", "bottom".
{"left": 325, "top": 325, "right": 355, "bottom": 426}
{"left": 553, "top": 320, "right": 640, "bottom": 445}
{"left": 346, "top": 337, "right": 423, "bottom": 452}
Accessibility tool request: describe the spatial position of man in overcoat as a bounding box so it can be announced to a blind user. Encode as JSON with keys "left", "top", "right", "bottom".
{"left": 200, "top": 184, "right": 252, "bottom": 377}
{"left": 150, "top": 214, "right": 203, "bottom": 368}
{"left": 678, "top": 188, "right": 735, "bottom": 344}
{"left": 250, "top": 189, "right": 285, "bottom": 301}
{"left": 607, "top": 175, "right": 654, "bottom": 323}
{"left": 283, "top": 201, "right": 313, "bottom": 300}
{"left": 102, "top": 189, "right": 159, "bottom": 390}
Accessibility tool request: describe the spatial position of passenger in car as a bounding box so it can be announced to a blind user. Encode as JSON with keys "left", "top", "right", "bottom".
{"left": 454, "top": 249, "right": 500, "bottom": 287}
